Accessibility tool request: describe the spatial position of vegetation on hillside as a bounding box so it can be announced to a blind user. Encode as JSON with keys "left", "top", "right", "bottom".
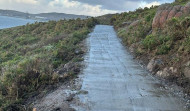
{"left": 174, "top": 0, "right": 190, "bottom": 5}
{"left": 110, "top": 6, "right": 157, "bottom": 28}
{"left": 0, "top": 0, "right": 190, "bottom": 110}
{"left": 109, "top": 0, "right": 190, "bottom": 93}
{"left": 0, "top": 17, "right": 98, "bottom": 110}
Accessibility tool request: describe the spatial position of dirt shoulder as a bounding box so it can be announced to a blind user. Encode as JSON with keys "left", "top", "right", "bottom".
{"left": 24, "top": 39, "right": 88, "bottom": 111}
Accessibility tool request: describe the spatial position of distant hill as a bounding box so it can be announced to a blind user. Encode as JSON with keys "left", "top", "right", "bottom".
{"left": 33, "top": 12, "right": 88, "bottom": 21}
{"left": 96, "top": 14, "right": 115, "bottom": 25}
{"left": 0, "top": 9, "right": 89, "bottom": 21}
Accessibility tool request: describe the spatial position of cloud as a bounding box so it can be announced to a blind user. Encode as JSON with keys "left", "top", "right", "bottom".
{"left": 72, "top": 0, "right": 174, "bottom": 11}
{"left": 49, "top": 0, "right": 80, "bottom": 8}
{"left": 140, "top": 1, "right": 161, "bottom": 8}
{"left": 145, "top": 1, "right": 161, "bottom": 8}
{"left": 15, "top": 0, "right": 38, "bottom": 4}
{"left": 0, "top": 0, "right": 175, "bottom": 16}
{"left": 47, "top": 0, "right": 117, "bottom": 16}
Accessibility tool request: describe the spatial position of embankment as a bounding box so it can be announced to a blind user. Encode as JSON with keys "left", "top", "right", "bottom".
{"left": 110, "top": 0, "right": 190, "bottom": 95}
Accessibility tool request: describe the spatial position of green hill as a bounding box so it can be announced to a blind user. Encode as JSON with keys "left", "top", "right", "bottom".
{"left": 0, "top": 9, "right": 88, "bottom": 20}
{"left": 0, "top": 18, "right": 98, "bottom": 110}
{"left": 105, "top": 0, "right": 190, "bottom": 94}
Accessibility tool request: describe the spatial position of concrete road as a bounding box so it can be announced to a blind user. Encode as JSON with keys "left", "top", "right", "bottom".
{"left": 74, "top": 25, "right": 187, "bottom": 111}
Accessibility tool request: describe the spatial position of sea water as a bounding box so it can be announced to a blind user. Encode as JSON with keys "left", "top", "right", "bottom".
{"left": 0, "top": 16, "right": 35, "bottom": 29}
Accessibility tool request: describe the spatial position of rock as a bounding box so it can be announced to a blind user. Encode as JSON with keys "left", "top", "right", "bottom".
{"left": 57, "top": 62, "right": 80, "bottom": 75}
{"left": 157, "top": 3, "right": 170, "bottom": 10}
{"left": 183, "top": 3, "right": 190, "bottom": 14}
{"left": 156, "top": 68, "right": 170, "bottom": 77}
{"left": 52, "top": 108, "right": 61, "bottom": 111}
{"left": 77, "top": 90, "right": 88, "bottom": 95}
{"left": 184, "top": 61, "right": 190, "bottom": 79}
{"left": 167, "top": 9, "right": 177, "bottom": 20}
{"left": 64, "top": 62, "right": 74, "bottom": 72}
{"left": 185, "top": 61, "right": 190, "bottom": 67}
{"left": 184, "top": 67, "right": 190, "bottom": 79}
{"left": 152, "top": 11, "right": 162, "bottom": 28}
{"left": 122, "top": 21, "right": 132, "bottom": 26}
{"left": 173, "top": 5, "right": 182, "bottom": 11}
{"left": 147, "top": 59, "right": 155, "bottom": 72}
{"left": 186, "top": 2, "right": 190, "bottom": 7}
{"left": 129, "top": 43, "right": 137, "bottom": 53}
{"left": 75, "top": 49, "right": 83, "bottom": 55}
{"left": 159, "top": 10, "right": 170, "bottom": 28}
{"left": 51, "top": 107, "right": 75, "bottom": 111}
{"left": 75, "top": 49, "right": 80, "bottom": 55}
{"left": 147, "top": 58, "right": 163, "bottom": 72}
{"left": 129, "top": 20, "right": 140, "bottom": 27}
{"left": 152, "top": 2, "right": 190, "bottom": 29}
{"left": 33, "top": 108, "right": 37, "bottom": 111}
{"left": 66, "top": 94, "right": 75, "bottom": 101}
{"left": 169, "top": 67, "right": 178, "bottom": 74}
{"left": 175, "top": 12, "right": 183, "bottom": 17}
{"left": 156, "top": 67, "right": 177, "bottom": 78}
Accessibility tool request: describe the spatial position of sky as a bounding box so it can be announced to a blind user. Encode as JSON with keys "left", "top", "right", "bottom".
{"left": 0, "top": 0, "right": 174, "bottom": 16}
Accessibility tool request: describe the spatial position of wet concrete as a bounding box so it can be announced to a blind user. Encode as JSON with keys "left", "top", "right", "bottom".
{"left": 74, "top": 25, "right": 188, "bottom": 111}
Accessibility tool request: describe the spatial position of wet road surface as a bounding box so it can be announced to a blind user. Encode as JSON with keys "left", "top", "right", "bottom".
{"left": 74, "top": 25, "right": 187, "bottom": 111}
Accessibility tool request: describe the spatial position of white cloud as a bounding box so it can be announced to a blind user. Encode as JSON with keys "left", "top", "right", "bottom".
{"left": 139, "top": 1, "right": 161, "bottom": 8}
{"left": 0, "top": 0, "right": 118, "bottom": 16}
{"left": 81, "top": 4, "right": 118, "bottom": 16}
{"left": 47, "top": 0, "right": 117, "bottom": 16}
{"left": 49, "top": 0, "right": 80, "bottom": 8}
{"left": 15, "top": 0, "right": 38, "bottom": 4}
{"left": 5, "top": 0, "right": 38, "bottom": 4}
{"left": 0, "top": 0, "right": 174, "bottom": 16}
{"left": 145, "top": 1, "right": 160, "bottom": 8}
{"left": 123, "top": 1, "right": 142, "bottom": 11}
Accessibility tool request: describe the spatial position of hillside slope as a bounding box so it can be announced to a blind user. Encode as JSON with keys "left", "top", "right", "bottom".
{"left": 0, "top": 18, "right": 98, "bottom": 110}
{"left": 109, "top": 0, "right": 190, "bottom": 94}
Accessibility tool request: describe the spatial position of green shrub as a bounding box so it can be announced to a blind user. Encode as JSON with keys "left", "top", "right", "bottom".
{"left": 175, "top": 0, "right": 189, "bottom": 4}
{"left": 135, "top": 46, "right": 145, "bottom": 56}
{"left": 158, "top": 35, "right": 171, "bottom": 44}
{"left": 86, "top": 17, "right": 99, "bottom": 28}
{"left": 136, "top": 23, "right": 151, "bottom": 39}
{"left": 180, "top": 17, "right": 190, "bottom": 30}
{"left": 118, "top": 28, "right": 127, "bottom": 39}
{"left": 0, "top": 17, "right": 96, "bottom": 109}
{"left": 156, "top": 41, "right": 172, "bottom": 55}
{"left": 145, "top": 11, "right": 156, "bottom": 22}
{"left": 183, "top": 36, "right": 190, "bottom": 53}
{"left": 166, "top": 17, "right": 186, "bottom": 40}
{"left": 143, "top": 34, "right": 158, "bottom": 50}
{"left": 15, "top": 35, "right": 39, "bottom": 45}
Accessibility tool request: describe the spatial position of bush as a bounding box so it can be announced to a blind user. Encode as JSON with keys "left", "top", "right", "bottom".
{"left": 0, "top": 17, "right": 96, "bottom": 109}
{"left": 86, "top": 17, "right": 99, "bottom": 28}
{"left": 145, "top": 11, "right": 156, "bottom": 22}
{"left": 166, "top": 18, "right": 186, "bottom": 40}
{"left": 143, "top": 34, "right": 158, "bottom": 50}
{"left": 183, "top": 36, "right": 190, "bottom": 53}
{"left": 156, "top": 41, "right": 172, "bottom": 55}
{"left": 136, "top": 22, "right": 151, "bottom": 39}
{"left": 158, "top": 35, "right": 171, "bottom": 44}
{"left": 181, "top": 17, "right": 190, "bottom": 30}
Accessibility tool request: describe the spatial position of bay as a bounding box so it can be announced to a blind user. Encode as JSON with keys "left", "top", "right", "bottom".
{"left": 0, "top": 16, "right": 35, "bottom": 29}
